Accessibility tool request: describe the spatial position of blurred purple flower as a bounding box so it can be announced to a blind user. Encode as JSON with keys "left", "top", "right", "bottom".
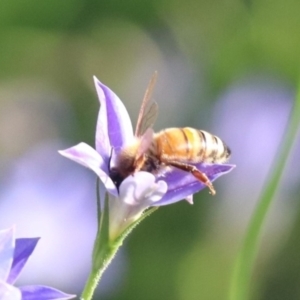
{"left": 59, "top": 77, "right": 234, "bottom": 236}
{"left": 0, "top": 227, "right": 75, "bottom": 300}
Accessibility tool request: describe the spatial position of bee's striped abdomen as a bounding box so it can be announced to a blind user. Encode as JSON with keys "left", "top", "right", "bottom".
{"left": 196, "top": 130, "right": 230, "bottom": 163}
{"left": 154, "top": 127, "right": 231, "bottom": 164}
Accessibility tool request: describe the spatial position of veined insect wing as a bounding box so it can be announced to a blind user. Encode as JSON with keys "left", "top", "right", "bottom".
{"left": 136, "top": 127, "right": 154, "bottom": 158}
{"left": 135, "top": 72, "right": 159, "bottom": 137}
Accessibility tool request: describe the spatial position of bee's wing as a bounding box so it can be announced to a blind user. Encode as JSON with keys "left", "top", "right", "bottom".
{"left": 136, "top": 127, "right": 154, "bottom": 158}
{"left": 135, "top": 72, "right": 158, "bottom": 137}
{"left": 134, "top": 128, "right": 154, "bottom": 172}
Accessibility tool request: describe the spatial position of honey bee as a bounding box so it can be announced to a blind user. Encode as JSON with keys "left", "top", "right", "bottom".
{"left": 109, "top": 72, "right": 231, "bottom": 195}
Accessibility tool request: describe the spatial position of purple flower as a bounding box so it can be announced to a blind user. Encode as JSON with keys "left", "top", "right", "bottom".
{"left": 59, "top": 77, "right": 234, "bottom": 238}
{"left": 0, "top": 227, "right": 75, "bottom": 300}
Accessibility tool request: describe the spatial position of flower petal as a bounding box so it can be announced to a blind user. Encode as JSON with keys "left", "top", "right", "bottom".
{"left": 119, "top": 172, "right": 167, "bottom": 207}
{"left": 7, "top": 238, "right": 39, "bottom": 285}
{"left": 0, "top": 281, "right": 21, "bottom": 300}
{"left": 155, "top": 163, "right": 235, "bottom": 206}
{"left": 19, "top": 285, "right": 75, "bottom": 300}
{"left": 0, "top": 228, "right": 15, "bottom": 282}
{"left": 185, "top": 194, "right": 194, "bottom": 204}
{"left": 94, "top": 77, "right": 134, "bottom": 159}
{"left": 109, "top": 172, "right": 167, "bottom": 240}
{"left": 59, "top": 143, "right": 117, "bottom": 196}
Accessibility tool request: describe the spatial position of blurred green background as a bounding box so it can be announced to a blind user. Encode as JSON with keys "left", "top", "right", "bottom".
{"left": 1, "top": 0, "right": 300, "bottom": 299}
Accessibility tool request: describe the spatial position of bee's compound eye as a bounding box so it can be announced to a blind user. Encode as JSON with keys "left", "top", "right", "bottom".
{"left": 109, "top": 168, "right": 123, "bottom": 189}
{"left": 226, "top": 146, "right": 231, "bottom": 157}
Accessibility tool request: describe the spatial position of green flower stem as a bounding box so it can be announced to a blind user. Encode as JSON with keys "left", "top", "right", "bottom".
{"left": 229, "top": 82, "right": 300, "bottom": 300}
{"left": 81, "top": 189, "right": 120, "bottom": 300}
{"left": 81, "top": 243, "right": 119, "bottom": 300}
{"left": 81, "top": 179, "right": 159, "bottom": 300}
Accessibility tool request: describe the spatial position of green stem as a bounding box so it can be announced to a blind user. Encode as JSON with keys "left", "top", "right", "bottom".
{"left": 80, "top": 179, "right": 159, "bottom": 300}
{"left": 229, "top": 82, "right": 300, "bottom": 300}
{"left": 81, "top": 184, "right": 120, "bottom": 300}
{"left": 81, "top": 243, "right": 119, "bottom": 300}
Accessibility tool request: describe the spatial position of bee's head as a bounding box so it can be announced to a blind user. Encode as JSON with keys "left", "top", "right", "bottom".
{"left": 108, "top": 143, "right": 143, "bottom": 190}
{"left": 225, "top": 145, "right": 231, "bottom": 160}
{"left": 109, "top": 167, "right": 124, "bottom": 190}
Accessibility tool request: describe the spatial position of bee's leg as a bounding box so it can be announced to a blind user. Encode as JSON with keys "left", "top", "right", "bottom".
{"left": 168, "top": 161, "right": 216, "bottom": 195}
